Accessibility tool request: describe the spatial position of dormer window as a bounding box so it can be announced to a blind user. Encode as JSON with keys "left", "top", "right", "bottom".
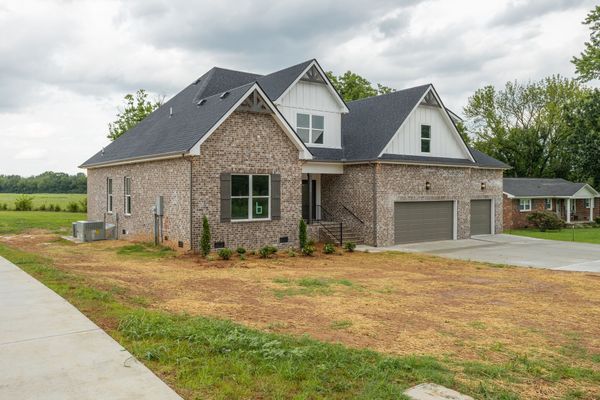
{"left": 297, "top": 113, "right": 324, "bottom": 145}
{"left": 421, "top": 125, "right": 431, "bottom": 153}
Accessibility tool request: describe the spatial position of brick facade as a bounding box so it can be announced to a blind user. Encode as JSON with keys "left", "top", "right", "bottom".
{"left": 503, "top": 196, "right": 600, "bottom": 229}
{"left": 322, "top": 163, "right": 503, "bottom": 246}
{"left": 190, "top": 111, "right": 303, "bottom": 251}
{"left": 87, "top": 158, "right": 191, "bottom": 248}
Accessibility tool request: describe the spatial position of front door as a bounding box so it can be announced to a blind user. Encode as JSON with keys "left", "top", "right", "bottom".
{"left": 301, "top": 179, "right": 317, "bottom": 221}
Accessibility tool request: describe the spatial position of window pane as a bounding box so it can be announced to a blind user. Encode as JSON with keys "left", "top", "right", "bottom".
{"left": 421, "top": 125, "right": 431, "bottom": 138}
{"left": 252, "top": 198, "right": 269, "bottom": 219}
{"left": 231, "top": 175, "right": 249, "bottom": 196}
{"left": 231, "top": 198, "right": 249, "bottom": 219}
{"left": 312, "top": 115, "right": 324, "bottom": 130}
{"left": 297, "top": 128, "right": 310, "bottom": 143}
{"left": 312, "top": 129, "right": 324, "bottom": 144}
{"left": 252, "top": 175, "right": 269, "bottom": 196}
{"left": 297, "top": 113, "right": 310, "bottom": 128}
{"left": 126, "top": 196, "right": 131, "bottom": 214}
{"left": 421, "top": 139, "right": 430, "bottom": 152}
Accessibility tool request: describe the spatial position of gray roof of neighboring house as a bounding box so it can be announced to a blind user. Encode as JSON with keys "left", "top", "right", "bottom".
{"left": 81, "top": 60, "right": 508, "bottom": 169}
{"left": 503, "top": 178, "right": 591, "bottom": 197}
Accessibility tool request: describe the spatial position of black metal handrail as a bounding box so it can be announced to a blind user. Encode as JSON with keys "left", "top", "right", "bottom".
{"left": 342, "top": 204, "right": 364, "bottom": 225}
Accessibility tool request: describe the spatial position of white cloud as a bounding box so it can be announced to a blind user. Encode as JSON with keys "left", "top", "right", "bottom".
{"left": 0, "top": 0, "right": 596, "bottom": 175}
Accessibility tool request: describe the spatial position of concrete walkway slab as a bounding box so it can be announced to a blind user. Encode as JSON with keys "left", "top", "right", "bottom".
{"left": 358, "top": 234, "right": 600, "bottom": 272}
{"left": 0, "top": 256, "right": 182, "bottom": 400}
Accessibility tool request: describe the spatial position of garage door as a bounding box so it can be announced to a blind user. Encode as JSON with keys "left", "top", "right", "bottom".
{"left": 470, "top": 199, "right": 492, "bottom": 235}
{"left": 394, "top": 201, "right": 454, "bottom": 244}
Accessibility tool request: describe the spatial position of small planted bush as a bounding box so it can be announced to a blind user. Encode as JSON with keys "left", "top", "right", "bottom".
{"left": 302, "top": 244, "right": 316, "bottom": 256}
{"left": 323, "top": 243, "right": 336, "bottom": 254}
{"left": 344, "top": 242, "right": 356, "bottom": 252}
{"left": 66, "top": 201, "right": 80, "bottom": 213}
{"left": 217, "top": 248, "right": 233, "bottom": 260}
{"left": 200, "top": 215, "right": 211, "bottom": 257}
{"left": 299, "top": 219, "right": 307, "bottom": 249}
{"left": 259, "top": 245, "right": 278, "bottom": 259}
{"left": 14, "top": 194, "right": 34, "bottom": 211}
{"left": 527, "top": 210, "right": 565, "bottom": 232}
{"left": 236, "top": 247, "right": 246, "bottom": 255}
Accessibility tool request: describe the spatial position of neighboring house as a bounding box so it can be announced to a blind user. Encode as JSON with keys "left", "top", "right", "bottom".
{"left": 503, "top": 178, "right": 600, "bottom": 229}
{"left": 80, "top": 59, "right": 509, "bottom": 251}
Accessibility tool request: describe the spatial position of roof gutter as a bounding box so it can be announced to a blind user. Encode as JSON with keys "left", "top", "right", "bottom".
{"left": 340, "top": 158, "right": 509, "bottom": 170}
{"left": 79, "top": 151, "right": 188, "bottom": 169}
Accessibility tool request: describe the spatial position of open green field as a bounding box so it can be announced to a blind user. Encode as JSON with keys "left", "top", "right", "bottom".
{"left": 509, "top": 227, "right": 600, "bottom": 244}
{"left": 0, "top": 193, "right": 86, "bottom": 210}
{"left": 0, "top": 211, "right": 86, "bottom": 235}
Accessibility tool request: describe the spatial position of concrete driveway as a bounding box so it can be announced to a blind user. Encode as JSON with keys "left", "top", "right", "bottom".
{"left": 0, "top": 256, "right": 182, "bottom": 400}
{"left": 359, "top": 234, "right": 600, "bottom": 272}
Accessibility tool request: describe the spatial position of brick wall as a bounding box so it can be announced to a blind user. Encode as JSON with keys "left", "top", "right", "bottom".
{"left": 190, "top": 111, "right": 303, "bottom": 251}
{"left": 322, "top": 163, "right": 503, "bottom": 247}
{"left": 503, "top": 197, "right": 600, "bottom": 229}
{"left": 87, "top": 157, "right": 191, "bottom": 248}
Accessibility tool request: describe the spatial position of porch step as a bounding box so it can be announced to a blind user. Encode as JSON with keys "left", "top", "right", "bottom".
{"left": 317, "top": 220, "right": 363, "bottom": 245}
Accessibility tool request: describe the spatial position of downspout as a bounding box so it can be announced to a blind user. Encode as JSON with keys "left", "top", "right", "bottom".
{"left": 188, "top": 156, "right": 194, "bottom": 252}
{"left": 372, "top": 162, "right": 378, "bottom": 246}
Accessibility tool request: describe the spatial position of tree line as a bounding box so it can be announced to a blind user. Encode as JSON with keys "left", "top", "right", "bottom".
{"left": 0, "top": 172, "right": 87, "bottom": 194}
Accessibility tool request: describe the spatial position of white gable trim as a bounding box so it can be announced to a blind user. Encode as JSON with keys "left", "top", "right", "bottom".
{"left": 189, "top": 84, "right": 313, "bottom": 160}
{"left": 572, "top": 184, "right": 599, "bottom": 198}
{"left": 274, "top": 60, "right": 349, "bottom": 113}
{"left": 377, "top": 86, "right": 475, "bottom": 162}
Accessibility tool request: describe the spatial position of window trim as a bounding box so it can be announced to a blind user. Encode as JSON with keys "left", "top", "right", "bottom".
{"left": 519, "top": 198, "right": 532, "bottom": 212}
{"left": 230, "top": 174, "right": 271, "bottom": 222}
{"left": 545, "top": 198, "right": 552, "bottom": 210}
{"left": 296, "top": 112, "right": 325, "bottom": 145}
{"left": 106, "top": 178, "right": 113, "bottom": 214}
{"left": 585, "top": 198, "right": 591, "bottom": 208}
{"left": 124, "top": 176, "right": 132, "bottom": 216}
{"left": 420, "top": 124, "right": 431, "bottom": 153}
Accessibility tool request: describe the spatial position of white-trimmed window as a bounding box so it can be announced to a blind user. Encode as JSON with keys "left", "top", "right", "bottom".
{"left": 297, "top": 113, "right": 324, "bottom": 145}
{"left": 231, "top": 174, "right": 270, "bottom": 221}
{"left": 124, "top": 177, "right": 132, "bottom": 215}
{"left": 585, "top": 198, "right": 591, "bottom": 208}
{"left": 545, "top": 198, "right": 552, "bottom": 210}
{"left": 421, "top": 125, "right": 431, "bottom": 153}
{"left": 106, "top": 178, "right": 113, "bottom": 213}
{"left": 519, "top": 198, "right": 532, "bottom": 212}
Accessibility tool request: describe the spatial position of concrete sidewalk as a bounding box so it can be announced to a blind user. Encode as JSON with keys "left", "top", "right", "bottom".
{"left": 0, "top": 256, "right": 182, "bottom": 400}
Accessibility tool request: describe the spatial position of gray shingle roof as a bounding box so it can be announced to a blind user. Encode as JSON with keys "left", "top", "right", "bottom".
{"left": 503, "top": 178, "right": 590, "bottom": 197}
{"left": 341, "top": 84, "right": 431, "bottom": 161}
{"left": 81, "top": 60, "right": 508, "bottom": 170}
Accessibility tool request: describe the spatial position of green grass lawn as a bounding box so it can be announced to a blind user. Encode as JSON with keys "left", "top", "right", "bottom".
{"left": 0, "top": 211, "right": 86, "bottom": 235}
{"left": 0, "top": 193, "right": 86, "bottom": 210}
{"left": 509, "top": 227, "right": 600, "bottom": 244}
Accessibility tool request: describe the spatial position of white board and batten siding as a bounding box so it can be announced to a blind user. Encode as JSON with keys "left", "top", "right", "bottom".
{"left": 382, "top": 105, "right": 470, "bottom": 159}
{"left": 276, "top": 81, "right": 344, "bottom": 149}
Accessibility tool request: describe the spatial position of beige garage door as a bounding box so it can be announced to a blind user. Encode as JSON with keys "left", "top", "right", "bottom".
{"left": 394, "top": 201, "right": 454, "bottom": 244}
{"left": 470, "top": 199, "right": 492, "bottom": 235}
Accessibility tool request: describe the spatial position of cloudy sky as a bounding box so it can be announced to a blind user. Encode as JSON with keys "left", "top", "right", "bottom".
{"left": 0, "top": 0, "right": 596, "bottom": 176}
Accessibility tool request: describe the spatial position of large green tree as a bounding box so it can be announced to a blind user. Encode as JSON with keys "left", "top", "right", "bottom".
{"left": 572, "top": 5, "right": 600, "bottom": 82}
{"left": 107, "top": 89, "right": 164, "bottom": 141}
{"left": 463, "top": 76, "right": 586, "bottom": 178}
{"left": 326, "top": 71, "right": 394, "bottom": 102}
{"left": 566, "top": 89, "right": 600, "bottom": 186}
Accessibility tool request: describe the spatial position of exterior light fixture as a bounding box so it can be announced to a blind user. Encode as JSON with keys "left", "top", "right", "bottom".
{"left": 425, "top": 181, "right": 431, "bottom": 190}
{"left": 481, "top": 182, "right": 486, "bottom": 190}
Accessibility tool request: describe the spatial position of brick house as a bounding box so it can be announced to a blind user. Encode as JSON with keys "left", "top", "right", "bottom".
{"left": 80, "top": 59, "right": 508, "bottom": 251}
{"left": 503, "top": 178, "right": 600, "bottom": 229}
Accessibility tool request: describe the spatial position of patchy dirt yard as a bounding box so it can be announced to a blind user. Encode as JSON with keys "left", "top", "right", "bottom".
{"left": 3, "top": 232, "right": 600, "bottom": 399}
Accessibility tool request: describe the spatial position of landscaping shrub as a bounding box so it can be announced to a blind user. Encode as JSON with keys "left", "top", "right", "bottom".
{"left": 217, "top": 248, "right": 233, "bottom": 260}
{"left": 527, "top": 211, "right": 565, "bottom": 231}
{"left": 301, "top": 244, "right": 316, "bottom": 256}
{"left": 200, "top": 215, "right": 211, "bottom": 257}
{"left": 299, "top": 219, "right": 307, "bottom": 249}
{"left": 323, "top": 243, "right": 336, "bottom": 254}
{"left": 66, "top": 201, "right": 80, "bottom": 213}
{"left": 259, "top": 245, "right": 278, "bottom": 258}
{"left": 236, "top": 247, "right": 246, "bottom": 255}
{"left": 14, "top": 194, "right": 34, "bottom": 211}
{"left": 344, "top": 241, "right": 356, "bottom": 252}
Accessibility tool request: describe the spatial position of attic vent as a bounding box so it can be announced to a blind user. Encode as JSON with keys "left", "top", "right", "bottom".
{"left": 197, "top": 99, "right": 206, "bottom": 106}
{"left": 220, "top": 91, "right": 230, "bottom": 99}
{"left": 169, "top": 107, "right": 173, "bottom": 117}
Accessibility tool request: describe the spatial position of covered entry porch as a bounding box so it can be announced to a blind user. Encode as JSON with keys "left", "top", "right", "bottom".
{"left": 554, "top": 185, "right": 599, "bottom": 223}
